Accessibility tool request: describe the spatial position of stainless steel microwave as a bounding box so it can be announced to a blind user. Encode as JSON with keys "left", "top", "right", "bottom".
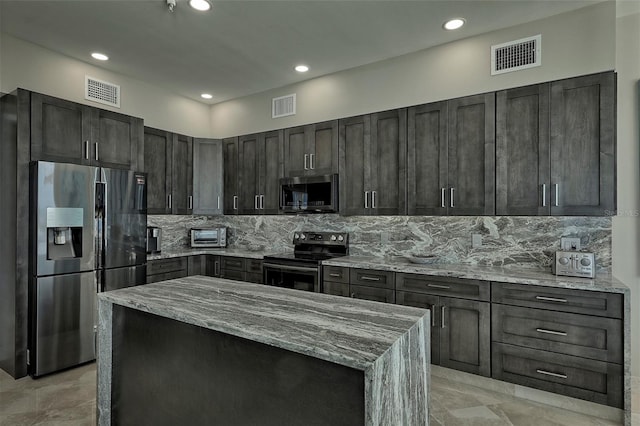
{"left": 190, "top": 227, "right": 227, "bottom": 248}
{"left": 279, "top": 174, "right": 338, "bottom": 213}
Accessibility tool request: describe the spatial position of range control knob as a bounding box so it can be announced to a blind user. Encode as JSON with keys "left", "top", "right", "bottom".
{"left": 580, "top": 257, "right": 592, "bottom": 267}
{"left": 330, "top": 235, "right": 337, "bottom": 241}
{"left": 300, "top": 233, "right": 306, "bottom": 240}
{"left": 337, "top": 235, "right": 344, "bottom": 242}
{"left": 558, "top": 257, "right": 570, "bottom": 265}
{"left": 294, "top": 233, "right": 300, "bottom": 240}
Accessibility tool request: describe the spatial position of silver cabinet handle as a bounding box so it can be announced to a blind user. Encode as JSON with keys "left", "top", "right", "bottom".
{"left": 554, "top": 183, "right": 559, "bottom": 207}
{"left": 95, "top": 141, "right": 99, "bottom": 161}
{"left": 536, "top": 328, "right": 567, "bottom": 336}
{"left": 536, "top": 296, "right": 567, "bottom": 303}
{"left": 372, "top": 191, "right": 377, "bottom": 209}
{"left": 329, "top": 273, "right": 341, "bottom": 278}
{"left": 441, "top": 188, "right": 446, "bottom": 208}
{"left": 441, "top": 306, "right": 446, "bottom": 328}
{"left": 542, "top": 184, "right": 547, "bottom": 207}
{"left": 260, "top": 194, "right": 265, "bottom": 210}
{"left": 450, "top": 188, "right": 455, "bottom": 208}
{"left": 254, "top": 195, "right": 259, "bottom": 210}
{"left": 304, "top": 154, "right": 309, "bottom": 170}
{"left": 214, "top": 260, "right": 220, "bottom": 276}
{"left": 310, "top": 153, "right": 315, "bottom": 169}
{"left": 84, "top": 141, "right": 90, "bottom": 160}
{"left": 360, "top": 276, "right": 380, "bottom": 281}
{"left": 168, "top": 194, "right": 172, "bottom": 209}
{"left": 233, "top": 195, "right": 238, "bottom": 210}
{"left": 364, "top": 191, "right": 370, "bottom": 209}
{"left": 427, "top": 284, "right": 450, "bottom": 289}
{"left": 536, "top": 369, "right": 567, "bottom": 379}
{"left": 350, "top": 292, "right": 356, "bottom": 298}
{"left": 188, "top": 195, "right": 193, "bottom": 210}
{"left": 217, "top": 196, "right": 220, "bottom": 210}
{"left": 429, "top": 304, "right": 436, "bottom": 327}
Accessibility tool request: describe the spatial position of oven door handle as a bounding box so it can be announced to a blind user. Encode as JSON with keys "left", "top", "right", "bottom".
{"left": 263, "top": 263, "right": 319, "bottom": 273}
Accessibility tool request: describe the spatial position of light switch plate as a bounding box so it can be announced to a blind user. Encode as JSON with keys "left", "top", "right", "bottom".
{"left": 560, "top": 237, "right": 581, "bottom": 250}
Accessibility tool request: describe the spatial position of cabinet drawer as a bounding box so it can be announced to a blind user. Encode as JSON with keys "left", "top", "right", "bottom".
{"left": 397, "top": 273, "right": 489, "bottom": 301}
{"left": 492, "top": 304, "right": 622, "bottom": 364}
{"left": 221, "top": 256, "right": 245, "bottom": 272}
{"left": 322, "top": 281, "right": 350, "bottom": 297}
{"left": 246, "top": 259, "right": 263, "bottom": 274}
{"left": 323, "top": 266, "right": 349, "bottom": 284}
{"left": 147, "top": 257, "right": 188, "bottom": 275}
{"left": 492, "top": 282, "right": 623, "bottom": 318}
{"left": 245, "top": 272, "right": 263, "bottom": 284}
{"left": 146, "top": 269, "right": 188, "bottom": 284}
{"left": 220, "top": 269, "right": 246, "bottom": 281}
{"left": 350, "top": 269, "right": 394, "bottom": 289}
{"left": 492, "top": 343, "right": 623, "bottom": 408}
{"left": 349, "top": 284, "right": 395, "bottom": 304}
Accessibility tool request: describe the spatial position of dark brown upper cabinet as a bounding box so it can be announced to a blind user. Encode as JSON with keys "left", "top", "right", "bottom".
{"left": 192, "top": 138, "right": 223, "bottom": 215}
{"left": 223, "top": 137, "right": 239, "bottom": 215}
{"left": 497, "top": 72, "right": 616, "bottom": 216}
{"left": 283, "top": 120, "right": 338, "bottom": 177}
{"left": 408, "top": 93, "right": 495, "bottom": 216}
{"left": 31, "top": 92, "right": 143, "bottom": 170}
{"left": 339, "top": 109, "right": 407, "bottom": 215}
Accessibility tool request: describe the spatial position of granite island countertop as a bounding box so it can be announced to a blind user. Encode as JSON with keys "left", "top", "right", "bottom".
{"left": 322, "top": 255, "right": 629, "bottom": 294}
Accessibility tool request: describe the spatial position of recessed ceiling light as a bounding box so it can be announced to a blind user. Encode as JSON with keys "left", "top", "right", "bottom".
{"left": 295, "top": 65, "right": 309, "bottom": 73}
{"left": 443, "top": 18, "right": 465, "bottom": 31}
{"left": 201, "top": 93, "right": 213, "bottom": 99}
{"left": 91, "top": 52, "right": 109, "bottom": 61}
{"left": 189, "top": 0, "right": 211, "bottom": 11}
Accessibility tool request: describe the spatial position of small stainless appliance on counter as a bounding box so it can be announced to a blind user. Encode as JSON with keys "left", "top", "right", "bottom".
{"left": 190, "top": 227, "right": 227, "bottom": 248}
{"left": 263, "top": 231, "right": 349, "bottom": 292}
{"left": 553, "top": 251, "right": 596, "bottom": 278}
{"left": 147, "top": 226, "right": 162, "bottom": 254}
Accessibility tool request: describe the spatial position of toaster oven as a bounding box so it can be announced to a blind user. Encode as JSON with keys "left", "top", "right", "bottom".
{"left": 190, "top": 227, "right": 227, "bottom": 248}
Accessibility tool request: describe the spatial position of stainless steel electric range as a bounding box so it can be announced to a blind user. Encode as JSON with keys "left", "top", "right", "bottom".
{"left": 263, "top": 232, "right": 349, "bottom": 292}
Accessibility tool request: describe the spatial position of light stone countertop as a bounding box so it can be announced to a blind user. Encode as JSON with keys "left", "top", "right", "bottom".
{"left": 147, "top": 248, "right": 279, "bottom": 261}
{"left": 98, "top": 276, "right": 429, "bottom": 370}
{"left": 322, "top": 255, "right": 629, "bottom": 294}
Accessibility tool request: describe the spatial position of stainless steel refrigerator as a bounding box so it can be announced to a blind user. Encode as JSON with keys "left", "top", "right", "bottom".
{"left": 29, "top": 161, "right": 147, "bottom": 377}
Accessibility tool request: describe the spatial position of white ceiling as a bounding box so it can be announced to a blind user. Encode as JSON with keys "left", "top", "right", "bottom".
{"left": 0, "top": 0, "right": 601, "bottom": 105}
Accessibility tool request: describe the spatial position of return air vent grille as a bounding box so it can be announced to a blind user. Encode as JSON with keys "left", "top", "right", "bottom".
{"left": 491, "top": 35, "right": 541, "bottom": 75}
{"left": 272, "top": 93, "right": 296, "bottom": 118}
{"left": 85, "top": 76, "right": 120, "bottom": 108}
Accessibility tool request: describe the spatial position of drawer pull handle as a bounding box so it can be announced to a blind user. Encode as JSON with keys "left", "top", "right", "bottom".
{"left": 536, "top": 369, "right": 567, "bottom": 379}
{"left": 536, "top": 328, "right": 567, "bottom": 336}
{"left": 429, "top": 304, "right": 436, "bottom": 327}
{"left": 535, "top": 296, "right": 567, "bottom": 303}
{"left": 441, "top": 306, "right": 446, "bottom": 328}
{"left": 427, "top": 284, "right": 450, "bottom": 289}
{"left": 360, "top": 276, "right": 381, "bottom": 281}
{"left": 350, "top": 293, "right": 356, "bottom": 298}
{"left": 329, "top": 273, "right": 342, "bottom": 277}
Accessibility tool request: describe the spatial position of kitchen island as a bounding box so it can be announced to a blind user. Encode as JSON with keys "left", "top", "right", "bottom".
{"left": 97, "top": 276, "right": 430, "bottom": 426}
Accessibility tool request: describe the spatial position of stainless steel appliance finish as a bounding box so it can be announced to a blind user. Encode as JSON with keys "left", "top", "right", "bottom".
{"left": 279, "top": 174, "right": 338, "bottom": 213}
{"left": 553, "top": 251, "right": 596, "bottom": 278}
{"left": 30, "top": 161, "right": 147, "bottom": 377}
{"left": 190, "top": 227, "right": 227, "bottom": 248}
{"left": 263, "top": 231, "right": 348, "bottom": 292}
{"left": 147, "top": 226, "right": 162, "bottom": 254}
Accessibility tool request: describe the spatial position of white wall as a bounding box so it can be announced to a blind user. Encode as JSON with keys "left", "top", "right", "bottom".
{"left": 0, "top": 33, "right": 211, "bottom": 137}
{"left": 209, "top": 1, "right": 615, "bottom": 137}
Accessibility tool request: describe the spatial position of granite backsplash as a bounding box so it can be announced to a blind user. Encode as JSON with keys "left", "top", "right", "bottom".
{"left": 148, "top": 215, "right": 612, "bottom": 272}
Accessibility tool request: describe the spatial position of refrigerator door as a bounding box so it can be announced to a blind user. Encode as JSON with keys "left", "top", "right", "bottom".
{"left": 32, "top": 271, "right": 97, "bottom": 377}
{"left": 100, "top": 168, "right": 147, "bottom": 269}
{"left": 33, "top": 161, "right": 98, "bottom": 277}
{"left": 102, "top": 264, "right": 147, "bottom": 292}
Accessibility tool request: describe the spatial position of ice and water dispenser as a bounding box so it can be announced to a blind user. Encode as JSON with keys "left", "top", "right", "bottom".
{"left": 46, "top": 207, "right": 84, "bottom": 260}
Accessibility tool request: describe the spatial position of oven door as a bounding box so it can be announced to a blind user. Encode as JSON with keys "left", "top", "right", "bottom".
{"left": 263, "top": 262, "right": 319, "bottom": 292}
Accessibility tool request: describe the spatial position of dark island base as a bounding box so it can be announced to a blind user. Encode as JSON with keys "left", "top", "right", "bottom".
{"left": 111, "top": 305, "right": 365, "bottom": 426}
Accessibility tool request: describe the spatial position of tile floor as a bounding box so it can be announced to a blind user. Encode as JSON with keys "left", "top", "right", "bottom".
{"left": 0, "top": 363, "right": 636, "bottom": 425}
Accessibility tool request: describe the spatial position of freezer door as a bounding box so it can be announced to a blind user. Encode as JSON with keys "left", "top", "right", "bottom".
{"left": 100, "top": 168, "right": 147, "bottom": 269}
{"left": 33, "top": 161, "right": 98, "bottom": 277}
{"left": 32, "top": 271, "right": 97, "bottom": 377}
{"left": 102, "top": 264, "right": 147, "bottom": 292}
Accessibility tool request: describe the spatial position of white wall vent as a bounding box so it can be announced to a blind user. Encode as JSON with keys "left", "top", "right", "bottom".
{"left": 491, "top": 34, "right": 541, "bottom": 75}
{"left": 85, "top": 76, "right": 121, "bottom": 108}
{"left": 272, "top": 93, "right": 296, "bottom": 118}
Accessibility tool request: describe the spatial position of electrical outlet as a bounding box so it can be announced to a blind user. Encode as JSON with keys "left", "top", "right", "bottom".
{"left": 471, "top": 234, "right": 482, "bottom": 248}
{"left": 560, "top": 237, "right": 581, "bottom": 250}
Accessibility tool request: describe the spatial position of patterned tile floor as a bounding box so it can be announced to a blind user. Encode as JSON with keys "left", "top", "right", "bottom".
{"left": 0, "top": 363, "right": 636, "bottom": 425}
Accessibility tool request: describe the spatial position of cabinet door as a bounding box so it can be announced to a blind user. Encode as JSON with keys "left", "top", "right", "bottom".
{"left": 171, "top": 134, "right": 193, "bottom": 215}
{"left": 448, "top": 93, "right": 496, "bottom": 215}
{"left": 396, "top": 291, "right": 440, "bottom": 365}
{"left": 338, "top": 115, "right": 370, "bottom": 215}
{"left": 193, "top": 138, "right": 223, "bottom": 215}
{"left": 407, "top": 102, "right": 448, "bottom": 215}
{"left": 309, "top": 120, "right": 338, "bottom": 175}
{"left": 550, "top": 72, "right": 616, "bottom": 215}
{"left": 496, "top": 84, "right": 550, "bottom": 215}
{"left": 238, "top": 133, "right": 262, "bottom": 214}
{"left": 93, "top": 109, "right": 143, "bottom": 170}
{"left": 223, "top": 137, "right": 239, "bottom": 215}
{"left": 283, "top": 125, "right": 307, "bottom": 177}
{"left": 261, "top": 130, "right": 283, "bottom": 214}
{"left": 369, "top": 109, "right": 407, "bottom": 215}
{"left": 31, "top": 93, "right": 92, "bottom": 164}
{"left": 143, "top": 127, "right": 172, "bottom": 214}
{"left": 439, "top": 297, "right": 491, "bottom": 377}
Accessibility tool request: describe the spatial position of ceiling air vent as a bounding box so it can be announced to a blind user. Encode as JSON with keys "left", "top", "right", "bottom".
{"left": 272, "top": 93, "right": 296, "bottom": 118}
{"left": 491, "top": 34, "right": 541, "bottom": 75}
{"left": 85, "top": 76, "right": 120, "bottom": 108}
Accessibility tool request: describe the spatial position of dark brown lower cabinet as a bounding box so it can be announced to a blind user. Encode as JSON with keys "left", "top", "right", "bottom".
{"left": 146, "top": 257, "right": 188, "bottom": 283}
{"left": 323, "top": 281, "right": 350, "bottom": 297}
{"left": 349, "top": 285, "right": 395, "bottom": 304}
